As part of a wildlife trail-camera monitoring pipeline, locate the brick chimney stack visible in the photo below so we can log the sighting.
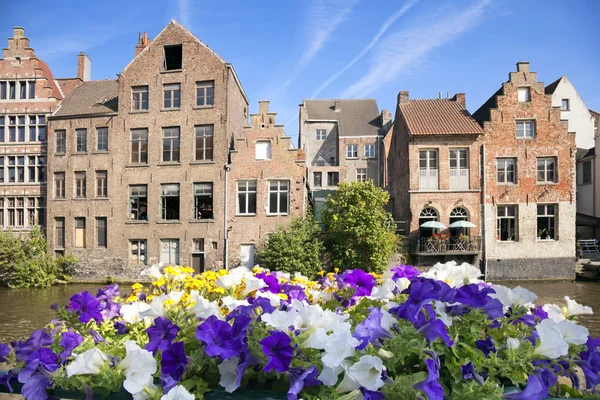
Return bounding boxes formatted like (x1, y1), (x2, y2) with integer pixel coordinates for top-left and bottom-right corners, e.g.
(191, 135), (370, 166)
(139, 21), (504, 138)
(516, 62), (530, 73)
(13, 27), (24, 39)
(135, 32), (150, 56)
(451, 93), (466, 108)
(77, 52), (91, 81)
(334, 100), (341, 112)
(380, 109), (392, 125)
(10, 27), (30, 49)
(398, 91), (409, 105)
(258, 100), (270, 114)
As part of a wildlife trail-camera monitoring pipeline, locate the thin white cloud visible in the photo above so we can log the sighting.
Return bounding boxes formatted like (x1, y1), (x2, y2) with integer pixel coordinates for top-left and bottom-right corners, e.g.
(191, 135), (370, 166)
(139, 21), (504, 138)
(281, 0), (359, 90)
(177, 0), (191, 28)
(341, 0), (491, 99)
(310, 0), (418, 99)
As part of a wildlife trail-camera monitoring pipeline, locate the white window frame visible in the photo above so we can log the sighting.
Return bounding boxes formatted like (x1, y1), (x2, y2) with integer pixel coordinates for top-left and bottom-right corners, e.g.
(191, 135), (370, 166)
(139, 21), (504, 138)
(196, 81), (214, 107)
(356, 168), (367, 182)
(76, 129), (87, 153)
(316, 129), (327, 140)
(194, 125), (214, 161)
(162, 127), (180, 162)
(537, 204), (557, 241)
(537, 157), (557, 184)
(516, 120), (536, 138)
(163, 83), (181, 109)
(364, 144), (375, 159)
(160, 239), (180, 265)
(496, 158), (517, 184)
(237, 180), (257, 215)
(497, 205), (518, 242)
(346, 144), (358, 159)
(130, 239), (147, 265)
(268, 180), (289, 215)
(96, 127), (108, 152)
(561, 99), (570, 111)
(131, 86), (149, 111)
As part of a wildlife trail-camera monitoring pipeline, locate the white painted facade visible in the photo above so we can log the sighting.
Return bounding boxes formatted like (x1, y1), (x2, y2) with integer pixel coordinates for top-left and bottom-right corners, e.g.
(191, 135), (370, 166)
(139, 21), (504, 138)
(548, 76), (596, 149)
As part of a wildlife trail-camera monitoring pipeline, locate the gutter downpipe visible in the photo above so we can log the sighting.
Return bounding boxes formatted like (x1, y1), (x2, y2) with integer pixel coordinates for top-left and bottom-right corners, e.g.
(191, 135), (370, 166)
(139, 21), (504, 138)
(481, 144), (488, 279)
(224, 163), (231, 269)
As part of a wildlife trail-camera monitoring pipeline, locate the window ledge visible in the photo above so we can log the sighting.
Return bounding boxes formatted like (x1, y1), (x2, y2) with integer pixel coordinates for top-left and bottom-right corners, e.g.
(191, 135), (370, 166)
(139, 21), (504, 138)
(537, 239), (558, 242)
(536, 182), (558, 185)
(157, 220), (181, 224)
(55, 153), (66, 156)
(54, 248), (65, 251)
(129, 110), (149, 114)
(73, 152), (89, 155)
(160, 108), (181, 112)
(94, 197), (110, 201)
(189, 161), (215, 165)
(158, 162), (182, 167)
(193, 105), (215, 110)
(160, 69), (183, 74)
(72, 198), (88, 201)
(346, 157), (358, 160)
(92, 151), (110, 155)
(236, 213), (257, 217)
(497, 183), (517, 186)
(125, 164), (150, 168)
(266, 213), (289, 217)
(125, 220), (149, 225)
(52, 198), (67, 201)
(496, 240), (518, 243)
(189, 219), (215, 223)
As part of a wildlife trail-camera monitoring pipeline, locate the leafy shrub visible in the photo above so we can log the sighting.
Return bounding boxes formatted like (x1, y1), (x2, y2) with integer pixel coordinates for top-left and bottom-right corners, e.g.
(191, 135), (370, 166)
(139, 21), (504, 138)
(321, 181), (398, 274)
(256, 213), (324, 279)
(0, 227), (77, 288)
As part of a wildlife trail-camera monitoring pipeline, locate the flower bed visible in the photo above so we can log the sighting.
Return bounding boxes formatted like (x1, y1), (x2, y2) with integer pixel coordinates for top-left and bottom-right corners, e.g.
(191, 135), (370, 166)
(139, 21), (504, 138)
(0, 262), (599, 399)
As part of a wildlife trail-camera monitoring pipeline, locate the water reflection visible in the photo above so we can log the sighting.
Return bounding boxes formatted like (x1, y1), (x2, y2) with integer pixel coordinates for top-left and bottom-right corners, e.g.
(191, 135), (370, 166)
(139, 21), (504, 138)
(1, 281), (599, 342)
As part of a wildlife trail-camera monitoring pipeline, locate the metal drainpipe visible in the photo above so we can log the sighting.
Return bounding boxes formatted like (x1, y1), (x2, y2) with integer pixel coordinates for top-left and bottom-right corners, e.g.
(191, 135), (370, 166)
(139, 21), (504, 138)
(481, 144), (488, 279)
(224, 163), (231, 269)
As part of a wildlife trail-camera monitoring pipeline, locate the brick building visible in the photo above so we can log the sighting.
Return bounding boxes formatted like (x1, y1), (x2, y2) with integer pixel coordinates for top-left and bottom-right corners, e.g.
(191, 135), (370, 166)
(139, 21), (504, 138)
(298, 99), (388, 216)
(387, 92), (484, 266)
(473, 62), (576, 280)
(0, 27), (83, 235)
(46, 20), (249, 278)
(228, 101), (306, 267)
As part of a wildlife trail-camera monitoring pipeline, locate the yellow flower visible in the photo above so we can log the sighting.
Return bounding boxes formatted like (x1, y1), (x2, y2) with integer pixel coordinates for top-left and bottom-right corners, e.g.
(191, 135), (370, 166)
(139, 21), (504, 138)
(210, 287), (225, 295)
(126, 294), (138, 302)
(131, 282), (143, 291)
(164, 299), (175, 308)
(317, 270), (325, 277)
(278, 293), (288, 301)
(334, 268), (340, 274)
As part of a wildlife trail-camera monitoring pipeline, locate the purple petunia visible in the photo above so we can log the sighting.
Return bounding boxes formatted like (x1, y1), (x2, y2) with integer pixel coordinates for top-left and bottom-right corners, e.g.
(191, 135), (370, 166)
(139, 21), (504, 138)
(0, 370), (17, 393)
(13, 330), (53, 362)
(389, 264), (420, 281)
(196, 315), (247, 360)
(503, 368), (557, 399)
(58, 331), (84, 360)
(533, 305), (549, 320)
(461, 362), (484, 385)
(68, 291), (103, 324)
(341, 270), (376, 297)
(236, 349), (261, 388)
(475, 336), (496, 357)
(96, 283), (120, 301)
(414, 350), (444, 400)
(256, 272), (280, 293)
(145, 317), (180, 354)
(161, 341), (188, 382)
(360, 387), (384, 400)
(455, 284), (494, 308)
(575, 348), (600, 389)
(287, 366), (319, 400)
(18, 348), (60, 400)
(100, 301), (122, 321)
(0, 343), (10, 362)
(260, 331), (294, 373)
(390, 278), (456, 325)
(353, 307), (393, 350)
(416, 318), (453, 347)
(88, 329), (105, 344)
(114, 320), (129, 335)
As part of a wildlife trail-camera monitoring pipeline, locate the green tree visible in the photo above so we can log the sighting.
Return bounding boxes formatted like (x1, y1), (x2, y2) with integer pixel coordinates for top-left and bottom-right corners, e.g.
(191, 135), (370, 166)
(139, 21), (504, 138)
(0, 227), (77, 288)
(321, 181), (397, 273)
(256, 213), (324, 279)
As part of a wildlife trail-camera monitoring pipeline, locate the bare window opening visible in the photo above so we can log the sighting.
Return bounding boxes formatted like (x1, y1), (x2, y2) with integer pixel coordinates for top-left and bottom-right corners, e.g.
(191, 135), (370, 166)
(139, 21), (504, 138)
(194, 183), (213, 219)
(161, 184), (180, 220)
(164, 45), (182, 70)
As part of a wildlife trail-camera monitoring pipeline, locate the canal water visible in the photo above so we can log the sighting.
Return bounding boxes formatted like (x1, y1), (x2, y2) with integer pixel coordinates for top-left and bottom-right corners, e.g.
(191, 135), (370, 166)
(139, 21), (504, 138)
(0, 281), (600, 342)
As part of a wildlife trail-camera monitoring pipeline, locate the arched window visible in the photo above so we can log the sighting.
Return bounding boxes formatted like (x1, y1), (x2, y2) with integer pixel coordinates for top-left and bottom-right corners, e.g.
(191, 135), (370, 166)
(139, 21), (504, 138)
(419, 207), (439, 237)
(450, 207), (469, 237)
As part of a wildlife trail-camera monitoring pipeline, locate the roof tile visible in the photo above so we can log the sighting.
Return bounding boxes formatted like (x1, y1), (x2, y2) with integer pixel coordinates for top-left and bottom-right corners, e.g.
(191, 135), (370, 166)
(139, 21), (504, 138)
(304, 99), (381, 136)
(53, 80), (118, 117)
(400, 99), (483, 135)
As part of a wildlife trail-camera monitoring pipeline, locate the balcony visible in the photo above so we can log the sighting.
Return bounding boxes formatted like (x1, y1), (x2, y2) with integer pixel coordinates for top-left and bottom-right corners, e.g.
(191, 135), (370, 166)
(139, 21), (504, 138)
(419, 169), (438, 190)
(449, 169), (469, 190)
(412, 236), (481, 255)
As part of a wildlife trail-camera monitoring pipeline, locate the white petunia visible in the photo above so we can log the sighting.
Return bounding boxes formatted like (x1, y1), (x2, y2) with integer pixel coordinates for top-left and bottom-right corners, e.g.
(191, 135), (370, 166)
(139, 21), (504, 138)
(66, 348), (108, 377)
(118, 341), (158, 395)
(506, 338), (521, 350)
(322, 327), (360, 368)
(261, 309), (297, 331)
(121, 302), (152, 324)
(188, 291), (224, 320)
(336, 368), (360, 393)
(241, 275), (268, 296)
(221, 296), (250, 311)
(140, 264), (162, 279)
(489, 285), (536, 310)
(534, 320), (569, 359)
(302, 327), (330, 350)
(564, 296), (593, 317)
(166, 290), (185, 304)
(318, 364), (345, 387)
(434, 301), (453, 327)
(314, 309), (351, 333)
(542, 304), (566, 323)
(218, 357), (240, 393)
(395, 277), (411, 292)
(420, 261), (483, 287)
(552, 319), (589, 345)
(255, 291), (284, 307)
(368, 279), (396, 301)
(347, 355), (385, 392)
(215, 266), (253, 289)
(161, 385), (195, 400)
(140, 295), (166, 319)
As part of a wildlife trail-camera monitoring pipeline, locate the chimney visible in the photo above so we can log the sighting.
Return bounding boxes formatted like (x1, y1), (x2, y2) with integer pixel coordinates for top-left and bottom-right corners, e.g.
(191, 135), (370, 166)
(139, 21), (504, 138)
(135, 32), (150, 56)
(258, 100), (270, 114)
(334, 100), (341, 112)
(398, 91), (409, 105)
(380, 109), (392, 126)
(77, 52), (91, 81)
(451, 93), (466, 108)
(516, 61), (530, 73)
(13, 27), (25, 39)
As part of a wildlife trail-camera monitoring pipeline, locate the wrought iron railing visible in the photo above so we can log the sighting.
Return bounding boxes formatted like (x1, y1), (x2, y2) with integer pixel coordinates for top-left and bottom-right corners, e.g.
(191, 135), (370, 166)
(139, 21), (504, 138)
(413, 236), (481, 254)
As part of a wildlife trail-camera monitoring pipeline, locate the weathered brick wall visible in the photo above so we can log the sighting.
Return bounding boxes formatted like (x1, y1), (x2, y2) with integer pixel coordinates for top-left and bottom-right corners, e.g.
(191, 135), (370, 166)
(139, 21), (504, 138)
(481, 63), (576, 279)
(228, 101), (306, 266)
(387, 103), (410, 222)
(338, 136), (381, 185)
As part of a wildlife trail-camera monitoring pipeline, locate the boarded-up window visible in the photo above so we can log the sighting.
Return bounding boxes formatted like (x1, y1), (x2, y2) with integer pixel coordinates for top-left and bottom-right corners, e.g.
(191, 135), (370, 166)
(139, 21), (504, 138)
(75, 217), (86, 248)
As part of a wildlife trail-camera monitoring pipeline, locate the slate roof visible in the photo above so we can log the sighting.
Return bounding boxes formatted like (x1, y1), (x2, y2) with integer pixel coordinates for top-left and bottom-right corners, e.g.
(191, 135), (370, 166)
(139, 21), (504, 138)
(577, 147), (595, 160)
(400, 99), (483, 135)
(53, 80), (119, 117)
(545, 77), (562, 94)
(304, 99), (381, 136)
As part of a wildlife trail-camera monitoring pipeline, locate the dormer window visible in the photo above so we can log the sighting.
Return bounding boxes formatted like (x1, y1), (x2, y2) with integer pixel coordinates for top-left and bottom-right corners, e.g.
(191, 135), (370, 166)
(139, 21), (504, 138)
(164, 45), (182, 70)
(517, 87), (530, 102)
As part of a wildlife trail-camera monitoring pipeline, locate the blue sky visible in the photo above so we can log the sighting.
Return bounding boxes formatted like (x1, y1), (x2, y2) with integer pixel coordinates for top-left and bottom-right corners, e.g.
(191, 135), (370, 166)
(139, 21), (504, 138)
(1, 0), (599, 144)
